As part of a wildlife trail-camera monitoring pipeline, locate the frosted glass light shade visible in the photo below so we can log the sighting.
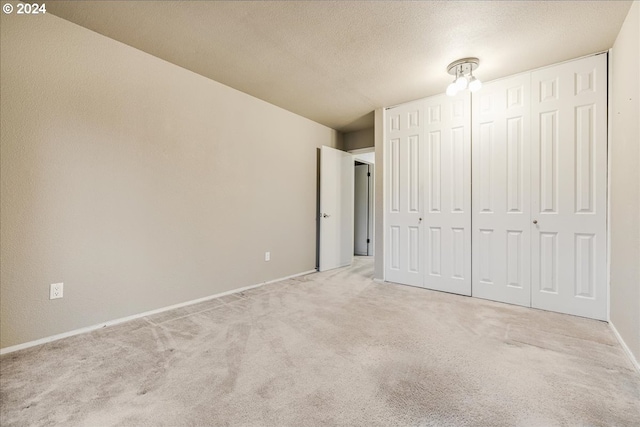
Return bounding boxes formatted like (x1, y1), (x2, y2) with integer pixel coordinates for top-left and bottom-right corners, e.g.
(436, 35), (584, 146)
(468, 76), (482, 92)
(446, 82), (459, 96)
(455, 75), (468, 90)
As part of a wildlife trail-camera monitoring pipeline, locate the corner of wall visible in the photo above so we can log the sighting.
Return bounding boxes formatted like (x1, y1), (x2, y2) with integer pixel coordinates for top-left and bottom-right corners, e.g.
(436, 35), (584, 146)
(374, 108), (385, 280)
(608, 0), (640, 365)
(334, 131), (346, 151)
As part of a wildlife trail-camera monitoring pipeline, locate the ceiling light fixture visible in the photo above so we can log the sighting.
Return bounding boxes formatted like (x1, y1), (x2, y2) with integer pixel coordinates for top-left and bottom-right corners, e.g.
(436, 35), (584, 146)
(446, 57), (482, 96)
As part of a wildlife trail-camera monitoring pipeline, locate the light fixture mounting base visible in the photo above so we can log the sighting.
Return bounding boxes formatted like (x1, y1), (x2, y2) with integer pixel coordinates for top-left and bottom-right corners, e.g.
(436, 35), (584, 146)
(447, 57), (480, 75)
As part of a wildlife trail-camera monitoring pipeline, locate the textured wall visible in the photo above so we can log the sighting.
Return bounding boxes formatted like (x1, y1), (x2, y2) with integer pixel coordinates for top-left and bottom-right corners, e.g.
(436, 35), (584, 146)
(0, 12), (339, 349)
(610, 1), (640, 363)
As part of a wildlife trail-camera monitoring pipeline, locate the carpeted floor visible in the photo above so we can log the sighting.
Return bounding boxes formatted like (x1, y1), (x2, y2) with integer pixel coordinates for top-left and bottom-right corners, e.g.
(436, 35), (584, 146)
(1, 257), (639, 426)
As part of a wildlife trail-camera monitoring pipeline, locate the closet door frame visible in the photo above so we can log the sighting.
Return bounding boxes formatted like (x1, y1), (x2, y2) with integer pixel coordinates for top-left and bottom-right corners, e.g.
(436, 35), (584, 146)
(382, 54), (608, 321)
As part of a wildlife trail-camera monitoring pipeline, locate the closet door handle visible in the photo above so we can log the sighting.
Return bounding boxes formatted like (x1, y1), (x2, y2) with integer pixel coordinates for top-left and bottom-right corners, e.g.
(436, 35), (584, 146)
(533, 220), (538, 225)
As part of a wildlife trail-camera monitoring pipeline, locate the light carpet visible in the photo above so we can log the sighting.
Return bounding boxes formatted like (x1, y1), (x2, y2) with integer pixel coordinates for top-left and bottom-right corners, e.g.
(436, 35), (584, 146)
(1, 257), (639, 426)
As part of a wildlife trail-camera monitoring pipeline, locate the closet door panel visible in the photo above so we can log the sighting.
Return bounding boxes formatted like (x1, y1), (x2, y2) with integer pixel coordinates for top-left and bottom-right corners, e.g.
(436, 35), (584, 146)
(531, 54), (607, 320)
(472, 74), (532, 306)
(423, 93), (471, 295)
(385, 101), (426, 286)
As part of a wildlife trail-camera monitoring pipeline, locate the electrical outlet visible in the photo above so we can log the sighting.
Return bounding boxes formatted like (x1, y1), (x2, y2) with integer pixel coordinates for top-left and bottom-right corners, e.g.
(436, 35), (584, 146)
(50, 283), (63, 299)
(265, 251), (271, 261)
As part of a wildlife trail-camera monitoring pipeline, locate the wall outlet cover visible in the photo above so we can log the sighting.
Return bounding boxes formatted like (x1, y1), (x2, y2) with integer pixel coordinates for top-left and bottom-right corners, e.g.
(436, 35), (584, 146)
(50, 283), (63, 299)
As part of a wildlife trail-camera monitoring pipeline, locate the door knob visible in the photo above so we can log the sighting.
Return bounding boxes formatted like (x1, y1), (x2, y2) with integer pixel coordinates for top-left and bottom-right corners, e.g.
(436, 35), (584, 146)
(533, 220), (538, 224)
(419, 218), (422, 223)
(323, 213), (330, 218)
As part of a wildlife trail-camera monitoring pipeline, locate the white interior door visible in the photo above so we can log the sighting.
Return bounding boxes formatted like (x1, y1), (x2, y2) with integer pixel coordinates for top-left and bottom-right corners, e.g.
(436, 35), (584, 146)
(472, 73), (532, 306)
(423, 93), (472, 295)
(319, 146), (354, 272)
(530, 54), (607, 320)
(385, 101), (425, 286)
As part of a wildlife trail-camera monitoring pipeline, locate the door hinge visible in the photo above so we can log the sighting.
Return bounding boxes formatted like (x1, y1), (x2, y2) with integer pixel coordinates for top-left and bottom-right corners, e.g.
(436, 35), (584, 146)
(367, 172), (371, 177)
(367, 239), (370, 243)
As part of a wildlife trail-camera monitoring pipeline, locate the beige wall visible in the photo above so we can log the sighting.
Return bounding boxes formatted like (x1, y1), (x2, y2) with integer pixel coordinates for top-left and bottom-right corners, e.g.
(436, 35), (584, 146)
(610, 1), (640, 363)
(0, 13), (340, 349)
(344, 127), (374, 151)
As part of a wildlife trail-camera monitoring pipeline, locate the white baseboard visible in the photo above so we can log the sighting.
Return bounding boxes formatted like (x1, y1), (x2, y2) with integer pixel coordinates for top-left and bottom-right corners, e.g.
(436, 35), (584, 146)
(610, 322), (640, 373)
(0, 269), (317, 356)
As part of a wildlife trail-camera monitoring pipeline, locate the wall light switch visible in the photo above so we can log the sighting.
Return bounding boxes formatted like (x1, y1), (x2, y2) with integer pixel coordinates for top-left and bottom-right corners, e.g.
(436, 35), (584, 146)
(265, 252), (271, 261)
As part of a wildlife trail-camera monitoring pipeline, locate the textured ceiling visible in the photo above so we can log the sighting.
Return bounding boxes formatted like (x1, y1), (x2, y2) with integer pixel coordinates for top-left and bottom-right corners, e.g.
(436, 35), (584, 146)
(46, 1), (632, 132)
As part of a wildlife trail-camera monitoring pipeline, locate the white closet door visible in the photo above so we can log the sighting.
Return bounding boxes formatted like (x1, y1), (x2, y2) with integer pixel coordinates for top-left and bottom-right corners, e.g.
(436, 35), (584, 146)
(423, 93), (471, 295)
(385, 101), (425, 286)
(531, 54), (607, 320)
(472, 74), (532, 306)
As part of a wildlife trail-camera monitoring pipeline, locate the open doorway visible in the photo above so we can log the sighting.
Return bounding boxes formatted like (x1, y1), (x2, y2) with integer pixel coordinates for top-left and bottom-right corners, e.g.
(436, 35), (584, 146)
(352, 149), (374, 256)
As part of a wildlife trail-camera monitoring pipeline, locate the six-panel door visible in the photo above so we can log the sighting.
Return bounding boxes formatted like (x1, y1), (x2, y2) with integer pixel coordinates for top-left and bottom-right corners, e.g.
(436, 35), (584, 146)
(530, 55), (607, 320)
(385, 100), (425, 287)
(423, 94), (472, 295)
(472, 73), (532, 307)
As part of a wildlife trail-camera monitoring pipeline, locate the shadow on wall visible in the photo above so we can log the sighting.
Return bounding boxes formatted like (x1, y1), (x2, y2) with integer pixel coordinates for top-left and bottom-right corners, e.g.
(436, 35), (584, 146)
(343, 126), (374, 152)
(340, 112), (374, 134)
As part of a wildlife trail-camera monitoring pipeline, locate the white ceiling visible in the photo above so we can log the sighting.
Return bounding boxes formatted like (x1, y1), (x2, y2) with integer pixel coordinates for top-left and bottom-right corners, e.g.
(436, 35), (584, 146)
(46, 1), (632, 132)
